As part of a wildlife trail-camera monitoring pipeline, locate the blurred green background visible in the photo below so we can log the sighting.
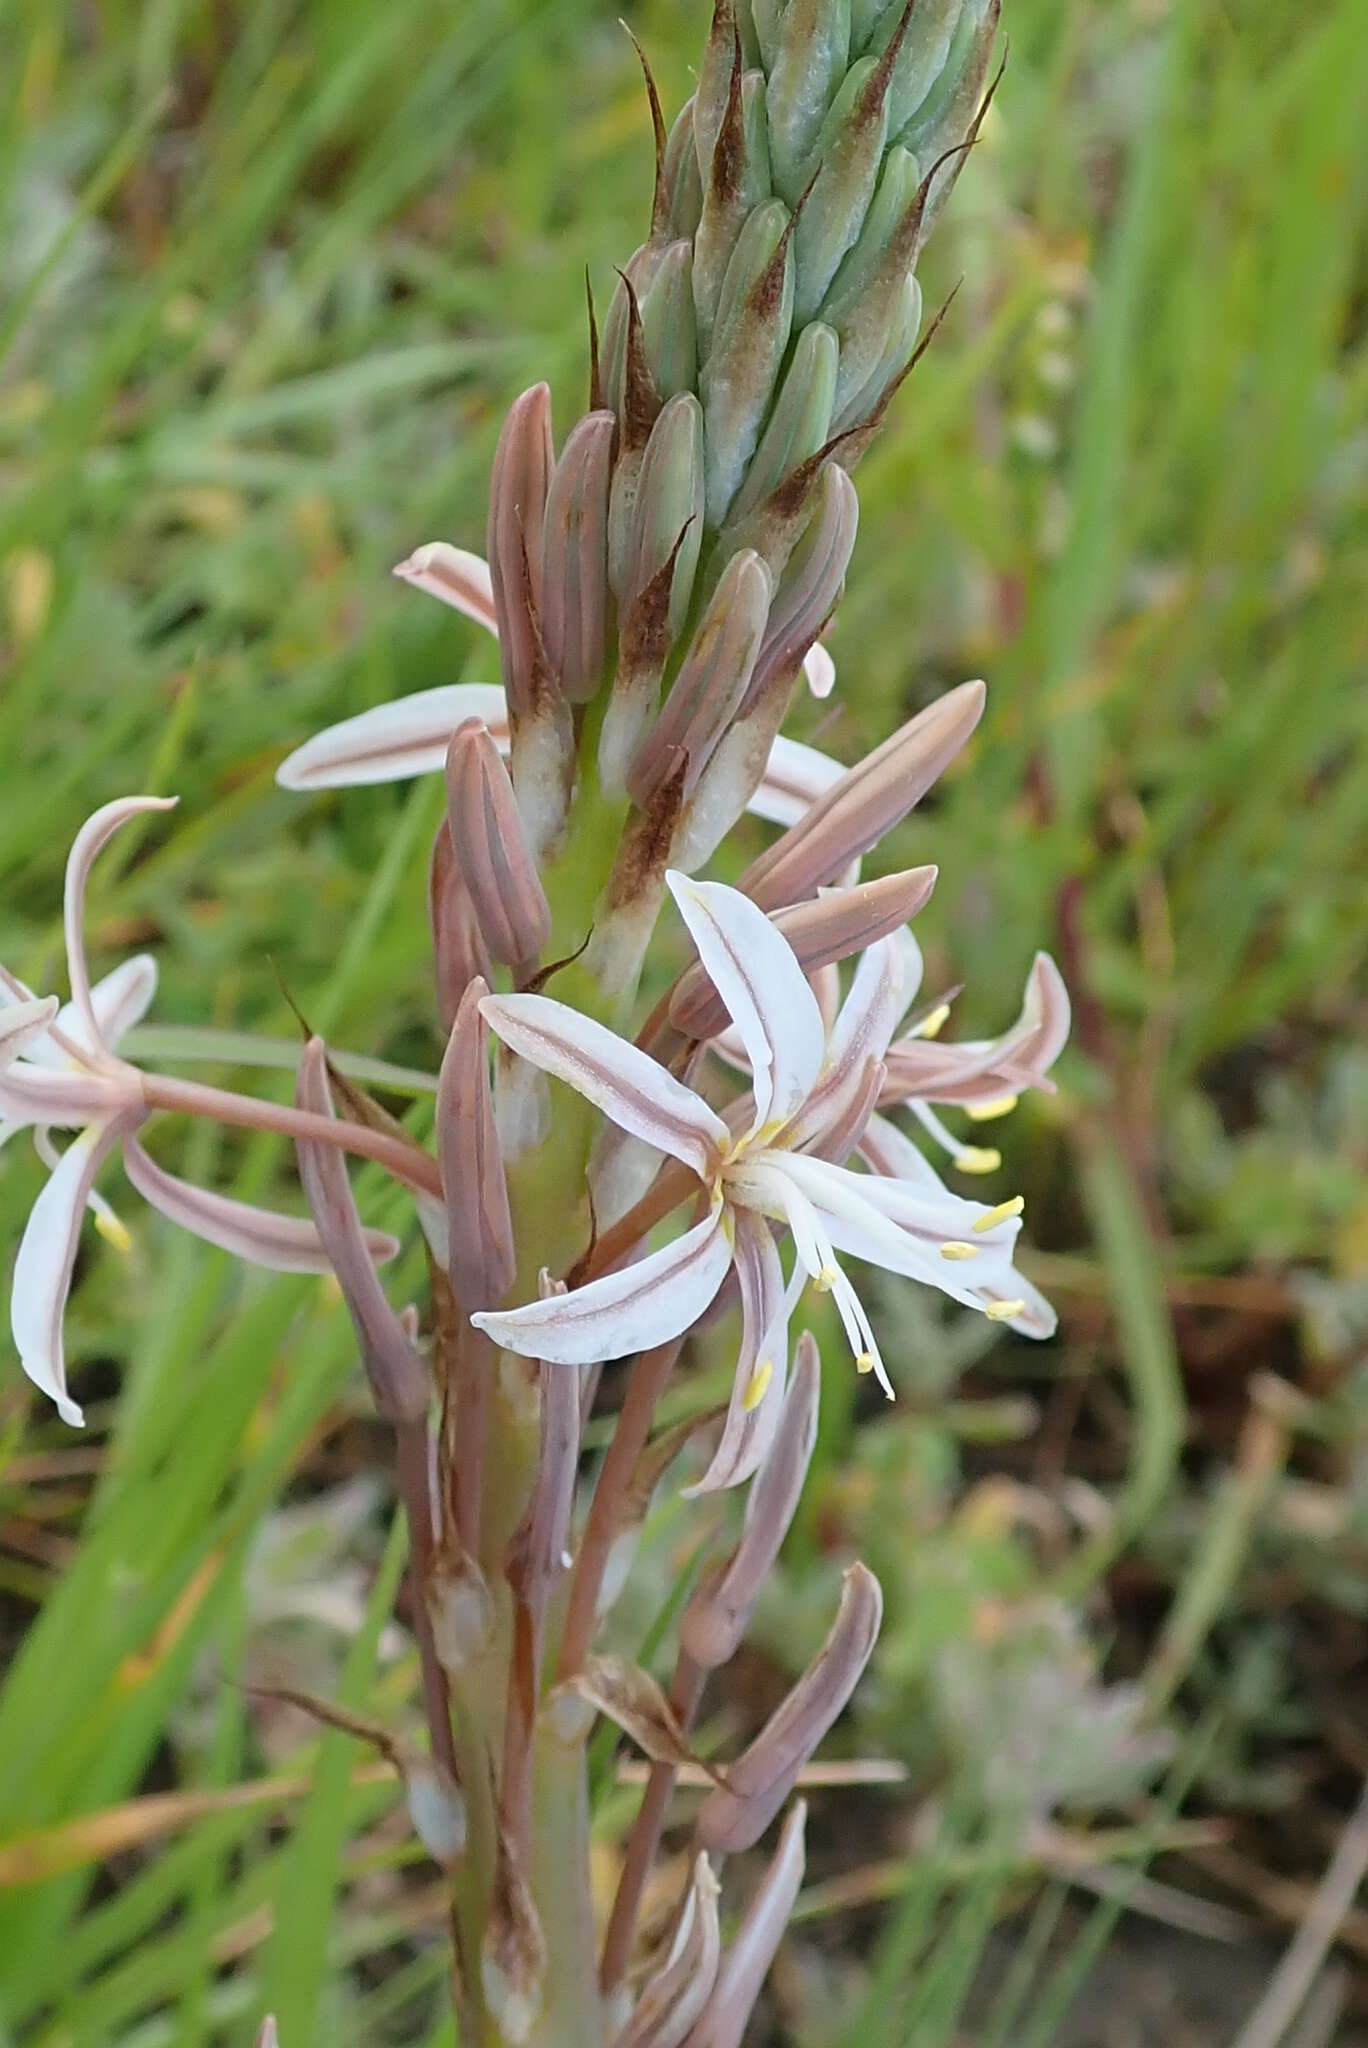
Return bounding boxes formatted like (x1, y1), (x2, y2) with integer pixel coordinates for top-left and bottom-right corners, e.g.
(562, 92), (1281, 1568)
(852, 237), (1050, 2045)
(1, 0), (1366, 2042)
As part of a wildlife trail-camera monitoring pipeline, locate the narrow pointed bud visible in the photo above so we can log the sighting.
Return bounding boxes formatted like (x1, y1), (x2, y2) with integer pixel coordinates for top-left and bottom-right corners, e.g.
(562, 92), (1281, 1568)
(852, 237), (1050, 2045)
(680, 1336), (820, 1670)
(669, 866), (936, 1040)
(898, 0), (1000, 245)
(601, 243), (667, 424)
(618, 393), (705, 630)
(828, 160), (931, 417)
(640, 240), (698, 401)
(693, 66), (773, 357)
(608, 269), (665, 599)
(628, 550), (770, 806)
(873, 0), (963, 139)
(486, 383), (555, 717)
(749, 461), (858, 699)
(444, 720), (551, 976)
(672, 665), (798, 873)
(831, 273), (921, 436)
(540, 410), (614, 702)
(436, 978), (515, 1310)
(697, 1563), (882, 1854)
(294, 1039), (428, 1424)
(703, 199), (798, 525)
(613, 1854), (722, 2048)
(819, 138), (919, 324)
(684, 1802), (807, 2048)
(430, 822), (491, 1034)
(505, 1348), (579, 1624)
(728, 321), (839, 524)
(663, 97), (704, 239)
(765, 0), (851, 204)
(850, 0), (893, 52)
(750, 0), (784, 68)
(740, 679), (986, 909)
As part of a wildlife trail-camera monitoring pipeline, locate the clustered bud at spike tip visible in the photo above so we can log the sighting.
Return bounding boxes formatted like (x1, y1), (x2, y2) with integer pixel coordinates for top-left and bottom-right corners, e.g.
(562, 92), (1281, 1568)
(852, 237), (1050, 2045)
(4, 6), (1083, 2042)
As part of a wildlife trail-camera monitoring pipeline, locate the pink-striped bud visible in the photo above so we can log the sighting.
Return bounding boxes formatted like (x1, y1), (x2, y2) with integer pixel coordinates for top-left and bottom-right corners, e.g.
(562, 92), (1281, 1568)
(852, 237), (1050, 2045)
(739, 679), (986, 910)
(628, 550), (771, 807)
(680, 1334), (820, 1671)
(486, 383), (556, 720)
(540, 410), (614, 702)
(436, 978), (515, 1311)
(669, 866), (936, 1040)
(683, 1801), (807, 2048)
(747, 461), (857, 702)
(429, 822), (492, 1034)
(614, 1853), (721, 2048)
(444, 719), (551, 976)
(696, 1562), (882, 1853)
(294, 1039), (428, 1424)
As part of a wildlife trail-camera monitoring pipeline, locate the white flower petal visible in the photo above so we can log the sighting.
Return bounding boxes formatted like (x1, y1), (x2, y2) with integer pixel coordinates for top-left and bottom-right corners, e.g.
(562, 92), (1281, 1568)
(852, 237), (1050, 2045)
(858, 1109), (951, 1192)
(0, 997), (58, 1070)
(684, 1211), (790, 1495)
(472, 1199), (733, 1365)
(747, 735), (846, 828)
(802, 642), (836, 699)
(39, 956), (160, 1066)
(884, 951), (1070, 1106)
(392, 543), (497, 632)
(10, 1122), (122, 1426)
(64, 798), (177, 1056)
(480, 993), (728, 1178)
(275, 685), (509, 790)
(665, 874), (825, 1131)
(786, 931), (923, 1152)
(122, 1137), (399, 1273)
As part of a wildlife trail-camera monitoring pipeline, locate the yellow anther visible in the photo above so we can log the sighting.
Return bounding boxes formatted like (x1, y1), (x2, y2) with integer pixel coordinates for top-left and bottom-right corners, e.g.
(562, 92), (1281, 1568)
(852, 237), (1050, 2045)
(984, 1298), (1027, 1322)
(939, 1240), (979, 1262)
(812, 1264), (839, 1294)
(742, 1359), (773, 1411)
(972, 1195), (1025, 1234)
(94, 1210), (133, 1254)
(855, 1351), (876, 1375)
(954, 1145), (1001, 1175)
(915, 1003), (951, 1041)
(966, 1093), (1019, 1123)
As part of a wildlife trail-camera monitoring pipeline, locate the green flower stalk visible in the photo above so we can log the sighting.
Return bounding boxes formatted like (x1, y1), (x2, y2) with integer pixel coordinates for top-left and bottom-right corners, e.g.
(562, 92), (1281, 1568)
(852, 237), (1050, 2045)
(2, 5), (1073, 2045)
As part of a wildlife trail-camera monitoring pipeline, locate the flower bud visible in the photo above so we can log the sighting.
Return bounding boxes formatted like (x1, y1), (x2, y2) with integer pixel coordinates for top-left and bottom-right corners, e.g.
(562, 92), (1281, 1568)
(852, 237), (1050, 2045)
(614, 1854), (721, 2048)
(750, 0), (783, 68)
(680, 1334), (820, 1666)
(694, 66), (773, 356)
(748, 460), (858, 700)
(294, 1039), (429, 1425)
(601, 243), (666, 425)
(628, 550), (770, 806)
(640, 240), (698, 401)
(728, 320), (839, 523)
(444, 719), (551, 976)
(429, 821), (491, 1034)
(697, 1563), (882, 1853)
(740, 678), (986, 909)
(765, 0), (851, 205)
(830, 273), (921, 435)
(540, 410), (614, 702)
(873, 0), (961, 138)
(670, 866), (936, 1040)
(436, 977), (516, 1311)
(818, 138), (918, 320)
(693, 0), (740, 181)
(486, 384), (555, 719)
(663, 96), (704, 239)
(703, 200), (798, 524)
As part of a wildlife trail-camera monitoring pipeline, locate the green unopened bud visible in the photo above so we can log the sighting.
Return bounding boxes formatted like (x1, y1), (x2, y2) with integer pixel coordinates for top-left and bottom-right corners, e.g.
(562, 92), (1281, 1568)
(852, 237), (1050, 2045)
(820, 137), (918, 316)
(898, 0), (999, 240)
(694, 67), (772, 356)
(871, 0), (962, 138)
(600, 242), (665, 423)
(831, 273), (921, 435)
(750, 0), (783, 68)
(663, 97), (704, 239)
(629, 548), (771, 805)
(640, 239), (698, 401)
(622, 393), (705, 628)
(703, 198), (797, 525)
(792, 59), (888, 322)
(766, 0), (851, 205)
(729, 320), (838, 523)
(850, 0), (893, 52)
(540, 410), (613, 702)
